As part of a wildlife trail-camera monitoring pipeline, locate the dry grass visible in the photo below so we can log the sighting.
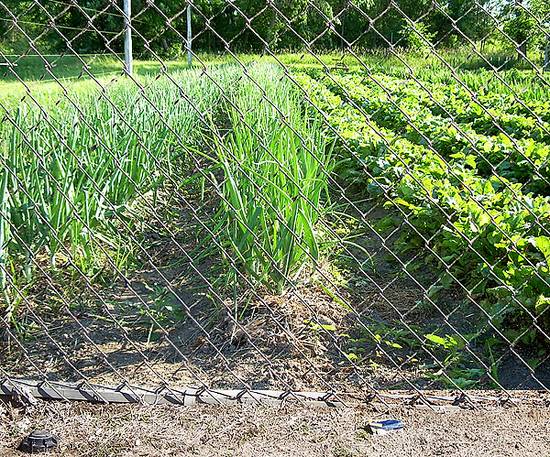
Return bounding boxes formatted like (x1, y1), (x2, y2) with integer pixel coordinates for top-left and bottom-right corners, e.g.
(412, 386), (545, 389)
(1, 400), (549, 457)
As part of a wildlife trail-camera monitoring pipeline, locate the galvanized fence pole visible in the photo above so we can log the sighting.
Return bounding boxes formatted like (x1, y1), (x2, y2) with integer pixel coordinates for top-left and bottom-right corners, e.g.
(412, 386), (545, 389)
(124, 0), (133, 75)
(187, 3), (192, 67)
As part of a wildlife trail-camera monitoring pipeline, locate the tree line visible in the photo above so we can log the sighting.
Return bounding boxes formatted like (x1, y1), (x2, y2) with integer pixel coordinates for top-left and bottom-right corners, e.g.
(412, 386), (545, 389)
(0, 0), (548, 58)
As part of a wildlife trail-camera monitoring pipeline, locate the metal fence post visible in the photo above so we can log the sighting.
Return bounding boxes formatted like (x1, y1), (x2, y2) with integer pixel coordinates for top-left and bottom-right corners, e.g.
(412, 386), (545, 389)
(124, 0), (133, 75)
(187, 3), (192, 67)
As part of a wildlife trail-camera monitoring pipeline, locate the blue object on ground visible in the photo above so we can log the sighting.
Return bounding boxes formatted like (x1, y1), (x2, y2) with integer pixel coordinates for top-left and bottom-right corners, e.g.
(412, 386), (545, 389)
(368, 419), (404, 434)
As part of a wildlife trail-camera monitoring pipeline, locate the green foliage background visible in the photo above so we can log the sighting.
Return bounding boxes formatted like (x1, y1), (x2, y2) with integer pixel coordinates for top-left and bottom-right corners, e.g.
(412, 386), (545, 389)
(0, 0), (547, 56)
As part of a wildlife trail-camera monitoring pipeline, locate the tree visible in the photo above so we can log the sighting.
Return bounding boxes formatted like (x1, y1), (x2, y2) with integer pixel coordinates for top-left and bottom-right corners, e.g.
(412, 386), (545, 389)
(502, 0), (549, 60)
(3, 0), (543, 56)
(503, 0), (535, 58)
(431, 0), (493, 45)
(531, 0), (550, 69)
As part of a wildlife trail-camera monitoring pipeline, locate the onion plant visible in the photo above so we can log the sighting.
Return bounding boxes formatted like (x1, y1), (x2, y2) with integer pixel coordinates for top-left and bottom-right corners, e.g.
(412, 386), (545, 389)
(213, 64), (333, 293)
(0, 66), (241, 314)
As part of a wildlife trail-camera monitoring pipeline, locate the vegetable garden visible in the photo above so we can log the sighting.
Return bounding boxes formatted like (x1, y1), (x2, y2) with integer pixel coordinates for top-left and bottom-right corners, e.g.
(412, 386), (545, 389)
(1, 52), (549, 396)
(293, 64), (550, 386)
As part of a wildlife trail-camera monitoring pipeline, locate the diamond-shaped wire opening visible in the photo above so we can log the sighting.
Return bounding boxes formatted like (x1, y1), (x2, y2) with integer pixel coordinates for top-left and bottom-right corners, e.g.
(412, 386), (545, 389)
(0, 0), (548, 406)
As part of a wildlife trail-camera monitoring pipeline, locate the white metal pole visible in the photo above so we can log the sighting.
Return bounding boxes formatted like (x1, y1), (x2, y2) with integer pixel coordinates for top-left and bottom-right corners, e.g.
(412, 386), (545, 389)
(124, 0), (133, 76)
(187, 3), (192, 67)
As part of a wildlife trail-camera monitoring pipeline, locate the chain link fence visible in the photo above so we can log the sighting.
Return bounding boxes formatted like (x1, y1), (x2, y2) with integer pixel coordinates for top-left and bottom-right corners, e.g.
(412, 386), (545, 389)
(0, 0), (549, 409)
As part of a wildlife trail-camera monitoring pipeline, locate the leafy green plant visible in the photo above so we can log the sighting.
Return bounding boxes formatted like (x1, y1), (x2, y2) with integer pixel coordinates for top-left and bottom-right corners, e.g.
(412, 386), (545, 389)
(137, 285), (185, 343)
(296, 69), (550, 343)
(424, 333), (484, 388)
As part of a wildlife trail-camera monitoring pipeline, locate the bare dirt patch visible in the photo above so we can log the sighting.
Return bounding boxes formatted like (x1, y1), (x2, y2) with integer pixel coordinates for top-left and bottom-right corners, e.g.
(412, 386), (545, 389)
(2, 196), (549, 397)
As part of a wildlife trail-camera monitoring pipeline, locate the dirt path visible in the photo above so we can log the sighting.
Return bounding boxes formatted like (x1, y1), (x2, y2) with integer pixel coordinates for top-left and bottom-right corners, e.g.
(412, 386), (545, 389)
(1, 401), (549, 456)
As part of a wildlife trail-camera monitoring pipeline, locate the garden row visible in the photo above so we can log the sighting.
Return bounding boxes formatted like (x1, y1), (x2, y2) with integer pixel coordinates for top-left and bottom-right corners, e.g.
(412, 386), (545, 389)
(0, 63), (330, 320)
(330, 72), (550, 144)
(294, 70), (550, 343)
(317, 72), (550, 195)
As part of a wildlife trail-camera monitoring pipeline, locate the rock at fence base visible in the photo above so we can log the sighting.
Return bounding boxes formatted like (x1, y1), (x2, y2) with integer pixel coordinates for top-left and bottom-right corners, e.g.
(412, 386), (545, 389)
(18, 430), (58, 454)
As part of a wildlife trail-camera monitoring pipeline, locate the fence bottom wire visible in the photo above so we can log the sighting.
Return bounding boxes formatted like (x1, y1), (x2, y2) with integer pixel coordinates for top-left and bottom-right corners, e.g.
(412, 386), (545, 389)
(1, 378), (548, 411)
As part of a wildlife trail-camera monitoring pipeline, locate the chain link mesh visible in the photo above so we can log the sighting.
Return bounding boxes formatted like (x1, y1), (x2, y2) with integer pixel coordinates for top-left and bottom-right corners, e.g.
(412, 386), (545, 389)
(0, 0), (549, 408)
